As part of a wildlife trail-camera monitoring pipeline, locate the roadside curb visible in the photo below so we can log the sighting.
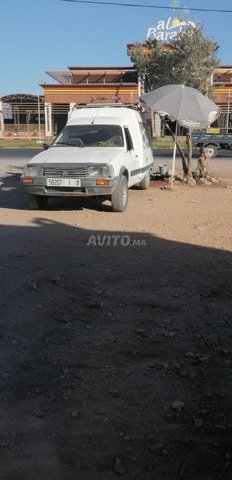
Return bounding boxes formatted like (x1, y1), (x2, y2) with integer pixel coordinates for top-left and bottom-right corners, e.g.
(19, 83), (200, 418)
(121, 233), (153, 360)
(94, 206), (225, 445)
(0, 147), (43, 150)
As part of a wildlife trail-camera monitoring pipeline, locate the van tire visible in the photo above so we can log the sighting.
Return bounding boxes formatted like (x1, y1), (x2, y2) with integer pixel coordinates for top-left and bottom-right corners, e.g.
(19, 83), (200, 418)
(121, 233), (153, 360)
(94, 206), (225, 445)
(27, 194), (48, 210)
(111, 175), (128, 212)
(140, 171), (151, 190)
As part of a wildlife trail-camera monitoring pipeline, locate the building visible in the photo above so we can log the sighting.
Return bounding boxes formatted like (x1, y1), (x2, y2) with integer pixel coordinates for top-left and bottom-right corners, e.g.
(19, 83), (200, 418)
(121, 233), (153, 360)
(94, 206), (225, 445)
(0, 66), (138, 139)
(0, 93), (44, 139)
(40, 66), (138, 136)
(212, 66), (232, 129)
(1, 61), (232, 140)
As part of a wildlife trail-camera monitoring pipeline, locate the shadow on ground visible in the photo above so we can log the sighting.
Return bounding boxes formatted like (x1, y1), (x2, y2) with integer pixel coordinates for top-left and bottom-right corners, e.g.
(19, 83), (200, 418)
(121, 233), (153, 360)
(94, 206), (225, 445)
(0, 209), (232, 480)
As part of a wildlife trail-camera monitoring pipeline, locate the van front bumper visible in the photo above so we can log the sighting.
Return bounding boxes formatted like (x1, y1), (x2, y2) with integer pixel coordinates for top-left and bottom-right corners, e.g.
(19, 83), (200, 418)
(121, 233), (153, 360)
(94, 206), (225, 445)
(21, 176), (119, 197)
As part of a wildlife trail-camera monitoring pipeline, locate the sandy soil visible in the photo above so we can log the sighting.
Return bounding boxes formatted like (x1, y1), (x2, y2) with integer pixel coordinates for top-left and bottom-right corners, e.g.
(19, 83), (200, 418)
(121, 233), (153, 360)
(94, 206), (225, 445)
(0, 157), (232, 480)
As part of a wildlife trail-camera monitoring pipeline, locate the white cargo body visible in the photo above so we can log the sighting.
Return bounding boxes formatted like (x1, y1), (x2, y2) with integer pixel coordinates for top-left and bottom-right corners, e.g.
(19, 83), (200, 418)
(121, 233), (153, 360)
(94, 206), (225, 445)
(21, 104), (154, 212)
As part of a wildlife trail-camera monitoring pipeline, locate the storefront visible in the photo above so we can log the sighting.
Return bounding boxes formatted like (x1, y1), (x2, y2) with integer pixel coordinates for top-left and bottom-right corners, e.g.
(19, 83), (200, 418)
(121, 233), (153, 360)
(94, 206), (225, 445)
(40, 66), (139, 137)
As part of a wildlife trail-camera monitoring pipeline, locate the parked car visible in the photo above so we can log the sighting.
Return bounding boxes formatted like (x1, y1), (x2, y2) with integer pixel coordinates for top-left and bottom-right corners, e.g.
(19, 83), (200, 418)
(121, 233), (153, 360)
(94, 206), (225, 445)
(21, 104), (154, 212)
(192, 128), (232, 158)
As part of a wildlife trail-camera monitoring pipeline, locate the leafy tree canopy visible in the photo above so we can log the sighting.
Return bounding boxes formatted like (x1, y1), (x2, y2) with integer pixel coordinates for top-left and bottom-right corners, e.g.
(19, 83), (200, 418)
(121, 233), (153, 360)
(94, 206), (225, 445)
(129, 25), (220, 96)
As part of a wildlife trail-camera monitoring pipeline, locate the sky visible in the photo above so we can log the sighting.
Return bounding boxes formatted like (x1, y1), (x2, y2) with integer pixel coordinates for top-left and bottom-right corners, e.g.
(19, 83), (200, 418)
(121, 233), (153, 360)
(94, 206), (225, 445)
(1, 0), (232, 96)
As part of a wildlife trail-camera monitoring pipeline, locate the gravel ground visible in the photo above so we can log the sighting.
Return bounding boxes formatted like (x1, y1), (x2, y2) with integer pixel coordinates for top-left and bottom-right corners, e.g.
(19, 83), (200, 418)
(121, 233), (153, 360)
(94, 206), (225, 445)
(0, 156), (232, 480)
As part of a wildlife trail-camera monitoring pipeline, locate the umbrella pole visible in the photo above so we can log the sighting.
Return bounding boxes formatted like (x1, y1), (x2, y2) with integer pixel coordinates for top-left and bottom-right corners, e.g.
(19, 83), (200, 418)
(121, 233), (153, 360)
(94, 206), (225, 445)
(171, 122), (178, 189)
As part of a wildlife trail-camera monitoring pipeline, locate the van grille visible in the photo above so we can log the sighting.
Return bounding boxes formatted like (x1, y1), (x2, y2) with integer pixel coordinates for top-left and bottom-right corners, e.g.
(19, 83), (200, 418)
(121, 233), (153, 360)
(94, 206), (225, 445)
(43, 167), (88, 177)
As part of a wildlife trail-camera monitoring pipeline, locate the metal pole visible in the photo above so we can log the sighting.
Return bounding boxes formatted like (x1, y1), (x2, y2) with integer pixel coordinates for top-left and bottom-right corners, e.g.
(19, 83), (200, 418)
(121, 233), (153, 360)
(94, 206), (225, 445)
(138, 74), (141, 97)
(171, 122), (178, 189)
(226, 91), (230, 133)
(38, 91), (41, 142)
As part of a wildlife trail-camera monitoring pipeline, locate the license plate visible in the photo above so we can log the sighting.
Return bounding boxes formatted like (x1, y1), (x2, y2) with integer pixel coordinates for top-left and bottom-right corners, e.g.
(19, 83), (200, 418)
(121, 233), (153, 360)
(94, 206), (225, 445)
(46, 178), (81, 187)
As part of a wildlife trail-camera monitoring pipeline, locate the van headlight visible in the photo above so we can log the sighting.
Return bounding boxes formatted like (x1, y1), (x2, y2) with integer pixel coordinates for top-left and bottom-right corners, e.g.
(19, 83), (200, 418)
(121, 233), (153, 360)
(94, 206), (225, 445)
(88, 166), (111, 177)
(22, 165), (42, 177)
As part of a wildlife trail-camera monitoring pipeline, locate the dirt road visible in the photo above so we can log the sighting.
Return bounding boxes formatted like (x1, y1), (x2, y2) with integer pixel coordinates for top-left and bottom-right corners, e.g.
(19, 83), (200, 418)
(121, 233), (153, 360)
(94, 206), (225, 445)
(0, 156), (232, 479)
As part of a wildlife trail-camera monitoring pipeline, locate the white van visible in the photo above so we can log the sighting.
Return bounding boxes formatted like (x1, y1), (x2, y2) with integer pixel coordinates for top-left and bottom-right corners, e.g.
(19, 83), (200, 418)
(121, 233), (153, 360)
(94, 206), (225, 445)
(21, 104), (154, 212)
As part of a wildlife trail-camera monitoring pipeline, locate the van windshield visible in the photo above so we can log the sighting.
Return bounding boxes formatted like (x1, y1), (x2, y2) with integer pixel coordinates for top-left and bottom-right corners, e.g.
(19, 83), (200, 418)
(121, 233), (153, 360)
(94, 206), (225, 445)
(53, 125), (124, 147)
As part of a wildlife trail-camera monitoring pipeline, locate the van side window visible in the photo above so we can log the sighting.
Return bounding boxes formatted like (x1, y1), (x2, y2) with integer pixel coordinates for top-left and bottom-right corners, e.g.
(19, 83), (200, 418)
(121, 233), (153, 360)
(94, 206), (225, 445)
(124, 127), (134, 151)
(140, 114), (153, 146)
(139, 122), (151, 148)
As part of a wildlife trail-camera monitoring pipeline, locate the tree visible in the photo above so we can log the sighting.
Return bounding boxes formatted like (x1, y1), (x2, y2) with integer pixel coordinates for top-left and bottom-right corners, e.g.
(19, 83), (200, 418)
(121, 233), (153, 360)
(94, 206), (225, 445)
(170, 26), (219, 96)
(131, 25), (219, 96)
(129, 25), (220, 177)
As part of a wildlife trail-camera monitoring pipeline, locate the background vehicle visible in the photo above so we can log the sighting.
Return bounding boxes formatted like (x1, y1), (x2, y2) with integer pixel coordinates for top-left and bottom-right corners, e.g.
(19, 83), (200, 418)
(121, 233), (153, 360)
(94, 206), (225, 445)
(192, 128), (232, 158)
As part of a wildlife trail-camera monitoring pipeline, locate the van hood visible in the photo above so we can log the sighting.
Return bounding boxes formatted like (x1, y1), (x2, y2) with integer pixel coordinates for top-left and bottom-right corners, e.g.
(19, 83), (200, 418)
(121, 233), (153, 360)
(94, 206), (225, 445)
(28, 146), (124, 165)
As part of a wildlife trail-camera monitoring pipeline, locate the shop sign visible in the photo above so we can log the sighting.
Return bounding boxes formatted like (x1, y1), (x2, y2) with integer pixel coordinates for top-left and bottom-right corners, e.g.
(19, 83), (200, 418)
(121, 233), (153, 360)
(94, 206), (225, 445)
(90, 95), (121, 103)
(146, 17), (196, 43)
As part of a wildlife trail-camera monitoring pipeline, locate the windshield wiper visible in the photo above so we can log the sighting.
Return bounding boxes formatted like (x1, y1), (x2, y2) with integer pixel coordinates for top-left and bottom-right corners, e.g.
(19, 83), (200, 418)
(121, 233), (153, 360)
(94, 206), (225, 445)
(54, 141), (84, 147)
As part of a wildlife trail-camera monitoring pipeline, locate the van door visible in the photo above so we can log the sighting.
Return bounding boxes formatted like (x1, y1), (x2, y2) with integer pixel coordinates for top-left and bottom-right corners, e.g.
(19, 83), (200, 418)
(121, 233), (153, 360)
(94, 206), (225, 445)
(124, 126), (141, 187)
(138, 120), (154, 174)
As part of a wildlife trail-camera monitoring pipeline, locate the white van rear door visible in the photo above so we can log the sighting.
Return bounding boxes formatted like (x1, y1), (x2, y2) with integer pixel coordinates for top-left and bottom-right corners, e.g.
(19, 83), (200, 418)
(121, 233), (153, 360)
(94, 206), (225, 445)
(138, 121), (154, 171)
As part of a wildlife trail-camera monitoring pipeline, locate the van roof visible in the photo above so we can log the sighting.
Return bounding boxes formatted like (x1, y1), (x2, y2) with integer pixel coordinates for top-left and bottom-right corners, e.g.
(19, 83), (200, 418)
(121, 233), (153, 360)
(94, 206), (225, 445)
(72, 103), (139, 110)
(67, 104), (142, 125)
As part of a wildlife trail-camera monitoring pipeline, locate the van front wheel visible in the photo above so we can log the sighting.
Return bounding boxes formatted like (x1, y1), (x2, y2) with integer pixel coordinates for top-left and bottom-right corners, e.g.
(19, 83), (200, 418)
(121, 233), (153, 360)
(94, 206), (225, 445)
(111, 175), (128, 212)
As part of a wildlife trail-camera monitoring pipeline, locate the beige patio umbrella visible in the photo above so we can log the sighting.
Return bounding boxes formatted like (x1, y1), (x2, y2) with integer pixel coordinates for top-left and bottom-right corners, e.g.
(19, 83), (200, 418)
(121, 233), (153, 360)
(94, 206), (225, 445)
(140, 84), (220, 185)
